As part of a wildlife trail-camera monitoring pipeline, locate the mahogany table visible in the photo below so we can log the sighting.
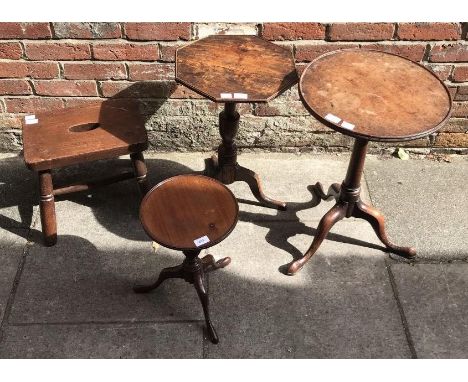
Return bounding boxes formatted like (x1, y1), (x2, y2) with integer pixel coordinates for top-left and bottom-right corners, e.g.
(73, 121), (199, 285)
(176, 35), (298, 210)
(134, 174), (239, 344)
(288, 49), (452, 275)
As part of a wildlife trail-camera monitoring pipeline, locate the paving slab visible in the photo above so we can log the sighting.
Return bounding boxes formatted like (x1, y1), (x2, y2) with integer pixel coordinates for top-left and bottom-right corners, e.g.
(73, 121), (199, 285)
(205, 221), (410, 358)
(0, 322), (202, 358)
(365, 156), (468, 260)
(391, 263), (468, 358)
(0, 229), (27, 323)
(0, 154), (37, 229)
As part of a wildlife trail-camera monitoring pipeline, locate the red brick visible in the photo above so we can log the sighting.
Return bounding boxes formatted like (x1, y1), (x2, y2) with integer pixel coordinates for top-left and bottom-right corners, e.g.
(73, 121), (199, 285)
(128, 63), (174, 80)
(124, 22), (191, 41)
(451, 102), (468, 117)
(455, 86), (468, 101)
(429, 44), (468, 63)
(425, 64), (453, 81)
(63, 62), (127, 80)
(25, 42), (91, 60)
(452, 66), (468, 82)
(0, 61), (59, 79)
(63, 98), (105, 108)
(0, 114), (21, 129)
(33, 80), (98, 97)
(170, 84), (205, 99)
(99, 81), (175, 98)
(4, 97), (64, 113)
(52, 22), (121, 39)
(159, 43), (184, 62)
(0, 22), (51, 39)
(399, 22), (461, 41)
(295, 43), (358, 62)
(0, 79), (32, 95)
(0, 42), (22, 59)
(364, 43), (427, 62)
(434, 133), (468, 147)
(329, 23), (394, 41)
(92, 43), (159, 61)
(262, 23), (325, 40)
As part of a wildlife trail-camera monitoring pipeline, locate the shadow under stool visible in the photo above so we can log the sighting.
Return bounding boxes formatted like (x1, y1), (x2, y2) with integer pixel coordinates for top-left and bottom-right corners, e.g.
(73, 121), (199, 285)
(134, 174), (239, 344)
(22, 102), (149, 246)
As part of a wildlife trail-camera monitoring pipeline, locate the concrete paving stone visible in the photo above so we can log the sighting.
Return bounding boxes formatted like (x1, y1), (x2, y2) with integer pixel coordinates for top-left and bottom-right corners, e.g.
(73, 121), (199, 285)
(365, 156), (468, 260)
(10, 232), (206, 323)
(0, 154), (37, 229)
(391, 263), (468, 358)
(143, 152), (371, 222)
(0, 229), (27, 323)
(0, 322), (202, 358)
(205, 221), (411, 358)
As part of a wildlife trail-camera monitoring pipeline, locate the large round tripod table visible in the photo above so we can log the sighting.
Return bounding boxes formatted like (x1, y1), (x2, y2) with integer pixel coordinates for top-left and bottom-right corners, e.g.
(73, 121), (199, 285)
(135, 174), (239, 343)
(288, 49), (452, 275)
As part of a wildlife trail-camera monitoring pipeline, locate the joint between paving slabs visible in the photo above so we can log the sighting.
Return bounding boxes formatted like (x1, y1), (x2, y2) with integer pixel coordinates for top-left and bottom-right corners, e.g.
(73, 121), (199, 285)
(385, 259), (418, 359)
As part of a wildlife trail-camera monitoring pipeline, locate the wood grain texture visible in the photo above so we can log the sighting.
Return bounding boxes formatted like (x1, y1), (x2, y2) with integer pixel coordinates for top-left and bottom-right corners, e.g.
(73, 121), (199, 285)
(176, 35), (298, 102)
(140, 175), (238, 251)
(299, 49), (452, 142)
(23, 102), (148, 170)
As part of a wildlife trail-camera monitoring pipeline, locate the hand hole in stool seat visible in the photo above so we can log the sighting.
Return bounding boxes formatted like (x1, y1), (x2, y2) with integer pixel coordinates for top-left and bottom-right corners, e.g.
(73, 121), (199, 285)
(69, 123), (101, 133)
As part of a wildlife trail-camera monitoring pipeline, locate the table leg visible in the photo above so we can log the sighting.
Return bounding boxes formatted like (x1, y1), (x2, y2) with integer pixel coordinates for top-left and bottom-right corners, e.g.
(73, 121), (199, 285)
(287, 138), (416, 275)
(133, 249), (228, 344)
(39, 170), (57, 246)
(206, 102), (286, 210)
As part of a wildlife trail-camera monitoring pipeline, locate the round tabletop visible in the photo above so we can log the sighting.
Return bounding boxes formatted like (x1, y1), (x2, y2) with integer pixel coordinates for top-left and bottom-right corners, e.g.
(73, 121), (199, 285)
(176, 35), (298, 103)
(139, 174), (239, 251)
(299, 49), (452, 142)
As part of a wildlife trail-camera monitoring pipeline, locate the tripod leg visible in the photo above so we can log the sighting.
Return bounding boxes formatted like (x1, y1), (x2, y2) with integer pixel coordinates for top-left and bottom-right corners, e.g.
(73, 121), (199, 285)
(287, 203), (347, 275)
(352, 200), (416, 258)
(193, 272), (219, 344)
(133, 264), (183, 293)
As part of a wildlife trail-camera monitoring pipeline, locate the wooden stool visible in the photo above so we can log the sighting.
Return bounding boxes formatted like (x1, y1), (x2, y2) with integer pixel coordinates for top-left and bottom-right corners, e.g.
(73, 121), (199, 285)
(22, 102), (149, 246)
(288, 49), (452, 275)
(135, 174), (238, 344)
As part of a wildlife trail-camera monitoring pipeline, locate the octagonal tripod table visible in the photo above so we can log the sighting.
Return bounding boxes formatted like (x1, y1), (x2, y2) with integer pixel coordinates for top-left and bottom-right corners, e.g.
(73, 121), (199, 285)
(176, 34), (298, 210)
(287, 49), (452, 275)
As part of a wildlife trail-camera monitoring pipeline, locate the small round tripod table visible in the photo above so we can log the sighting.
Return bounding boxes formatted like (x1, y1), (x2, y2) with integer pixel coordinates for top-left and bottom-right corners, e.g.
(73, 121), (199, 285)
(134, 174), (239, 343)
(288, 49), (452, 275)
(176, 34), (298, 210)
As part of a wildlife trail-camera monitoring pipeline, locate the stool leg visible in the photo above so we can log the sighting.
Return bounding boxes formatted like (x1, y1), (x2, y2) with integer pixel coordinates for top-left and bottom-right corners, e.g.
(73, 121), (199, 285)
(193, 271), (219, 344)
(130, 152), (149, 195)
(38, 170), (57, 246)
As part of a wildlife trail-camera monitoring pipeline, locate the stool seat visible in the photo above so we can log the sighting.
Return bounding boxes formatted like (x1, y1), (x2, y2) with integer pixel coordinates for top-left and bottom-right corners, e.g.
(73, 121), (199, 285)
(23, 103), (148, 171)
(140, 174), (239, 251)
(299, 49), (452, 142)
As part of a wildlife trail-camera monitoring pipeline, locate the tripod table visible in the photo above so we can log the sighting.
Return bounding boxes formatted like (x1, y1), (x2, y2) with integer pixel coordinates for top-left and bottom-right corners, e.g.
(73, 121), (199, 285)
(175, 34), (298, 210)
(287, 49), (452, 275)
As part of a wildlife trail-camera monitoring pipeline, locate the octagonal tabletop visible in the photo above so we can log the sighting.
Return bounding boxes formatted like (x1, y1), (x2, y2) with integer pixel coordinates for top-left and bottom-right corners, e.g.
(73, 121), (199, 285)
(176, 35), (298, 103)
(299, 49), (452, 142)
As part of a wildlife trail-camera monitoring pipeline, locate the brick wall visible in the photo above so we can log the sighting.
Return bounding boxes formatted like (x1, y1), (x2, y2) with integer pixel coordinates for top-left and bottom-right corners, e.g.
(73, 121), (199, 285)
(0, 22), (467, 154)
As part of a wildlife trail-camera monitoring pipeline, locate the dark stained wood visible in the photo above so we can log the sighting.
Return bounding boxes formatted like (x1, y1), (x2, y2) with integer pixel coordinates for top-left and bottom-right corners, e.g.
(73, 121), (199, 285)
(176, 35), (298, 102)
(176, 35), (296, 210)
(287, 138), (416, 275)
(299, 49), (452, 142)
(23, 103), (148, 171)
(22, 102), (149, 246)
(39, 170), (57, 246)
(140, 174), (239, 251)
(136, 174), (239, 344)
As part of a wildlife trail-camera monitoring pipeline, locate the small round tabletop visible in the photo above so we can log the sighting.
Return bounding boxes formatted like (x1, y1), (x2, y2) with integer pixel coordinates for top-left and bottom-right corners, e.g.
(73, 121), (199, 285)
(299, 49), (452, 142)
(176, 35), (298, 103)
(139, 174), (238, 251)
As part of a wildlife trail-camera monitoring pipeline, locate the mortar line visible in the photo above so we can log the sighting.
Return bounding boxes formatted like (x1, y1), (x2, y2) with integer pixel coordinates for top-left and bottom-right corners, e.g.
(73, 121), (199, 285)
(385, 260), (418, 359)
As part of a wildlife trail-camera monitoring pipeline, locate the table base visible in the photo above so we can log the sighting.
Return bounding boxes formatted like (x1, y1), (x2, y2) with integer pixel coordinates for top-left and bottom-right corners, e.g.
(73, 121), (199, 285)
(287, 138), (416, 275)
(134, 252), (231, 344)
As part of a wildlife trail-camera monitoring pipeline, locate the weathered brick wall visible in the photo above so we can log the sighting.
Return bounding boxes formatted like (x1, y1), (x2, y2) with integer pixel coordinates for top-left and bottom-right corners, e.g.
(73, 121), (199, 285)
(0, 22), (467, 154)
